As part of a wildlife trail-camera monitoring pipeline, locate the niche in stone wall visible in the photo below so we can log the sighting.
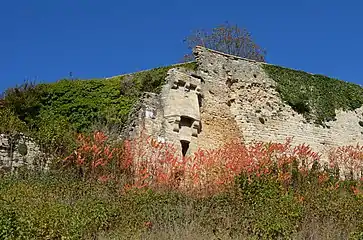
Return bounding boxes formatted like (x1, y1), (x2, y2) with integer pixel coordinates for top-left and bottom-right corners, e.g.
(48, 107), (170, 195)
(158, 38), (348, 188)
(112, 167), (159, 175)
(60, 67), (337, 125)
(176, 116), (202, 138)
(179, 116), (193, 129)
(180, 140), (190, 157)
(178, 116), (194, 157)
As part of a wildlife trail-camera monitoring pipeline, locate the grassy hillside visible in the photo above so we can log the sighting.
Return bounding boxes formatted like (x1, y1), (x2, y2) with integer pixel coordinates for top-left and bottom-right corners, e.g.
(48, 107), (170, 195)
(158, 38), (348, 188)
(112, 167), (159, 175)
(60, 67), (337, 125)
(263, 64), (363, 125)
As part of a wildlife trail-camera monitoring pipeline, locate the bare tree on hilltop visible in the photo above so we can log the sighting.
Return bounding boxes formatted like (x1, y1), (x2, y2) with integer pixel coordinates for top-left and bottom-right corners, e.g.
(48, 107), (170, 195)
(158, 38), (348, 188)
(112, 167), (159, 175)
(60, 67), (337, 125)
(182, 22), (266, 62)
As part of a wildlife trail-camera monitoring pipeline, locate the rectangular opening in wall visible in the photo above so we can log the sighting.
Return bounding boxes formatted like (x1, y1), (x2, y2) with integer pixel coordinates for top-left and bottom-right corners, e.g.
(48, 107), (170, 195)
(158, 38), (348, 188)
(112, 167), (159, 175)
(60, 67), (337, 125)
(180, 140), (190, 157)
(179, 116), (193, 128)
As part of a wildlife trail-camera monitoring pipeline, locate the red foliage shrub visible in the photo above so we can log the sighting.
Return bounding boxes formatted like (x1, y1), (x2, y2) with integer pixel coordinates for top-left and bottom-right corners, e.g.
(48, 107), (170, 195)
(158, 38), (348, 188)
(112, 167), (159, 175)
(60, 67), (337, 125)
(329, 144), (363, 180)
(181, 138), (321, 194)
(64, 131), (363, 196)
(122, 132), (184, 191)
(63, 131), (128, 182)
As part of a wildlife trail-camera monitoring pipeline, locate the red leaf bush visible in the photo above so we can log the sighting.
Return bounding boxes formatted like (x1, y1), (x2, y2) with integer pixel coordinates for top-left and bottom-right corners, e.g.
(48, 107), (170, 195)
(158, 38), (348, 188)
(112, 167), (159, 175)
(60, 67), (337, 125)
(64, 131), (363, 196)
(63, 131), (129, 182)
(329, 144), (363, 180)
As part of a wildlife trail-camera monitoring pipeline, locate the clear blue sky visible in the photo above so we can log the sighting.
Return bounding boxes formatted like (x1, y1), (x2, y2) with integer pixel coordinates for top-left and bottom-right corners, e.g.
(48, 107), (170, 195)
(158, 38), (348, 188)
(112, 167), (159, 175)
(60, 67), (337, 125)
(1, 0), (363, 93)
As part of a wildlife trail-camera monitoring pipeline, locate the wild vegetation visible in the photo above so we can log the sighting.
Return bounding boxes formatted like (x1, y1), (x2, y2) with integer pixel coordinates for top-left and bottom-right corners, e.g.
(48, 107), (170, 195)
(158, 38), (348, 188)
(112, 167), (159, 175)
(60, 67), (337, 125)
(263, 64), (363, 125)
(1, 131), (363, 239)
(2, 47), (363, 239)
(0, 62), (196, 156)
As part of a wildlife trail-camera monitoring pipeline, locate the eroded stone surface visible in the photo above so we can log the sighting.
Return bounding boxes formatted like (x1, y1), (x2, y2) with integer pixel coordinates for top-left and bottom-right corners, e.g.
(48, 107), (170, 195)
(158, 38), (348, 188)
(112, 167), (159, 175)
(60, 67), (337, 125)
(125, 67), (205, 156)
(7, 46), (363, 171)
(194, 46), (363, 159)
(128, 46), (363, 160)
(0, 134), (48, 173)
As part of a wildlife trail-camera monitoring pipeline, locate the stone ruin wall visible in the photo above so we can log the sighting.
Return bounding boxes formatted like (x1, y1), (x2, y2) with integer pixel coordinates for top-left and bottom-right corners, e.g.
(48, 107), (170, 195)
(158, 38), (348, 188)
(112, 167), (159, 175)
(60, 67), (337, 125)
(195, 46), (363, 159)
(126, 66), (242, 157)
(130, 46), (363, 160)
(3, 46), (362, 171)
(0, 134), (47, 174)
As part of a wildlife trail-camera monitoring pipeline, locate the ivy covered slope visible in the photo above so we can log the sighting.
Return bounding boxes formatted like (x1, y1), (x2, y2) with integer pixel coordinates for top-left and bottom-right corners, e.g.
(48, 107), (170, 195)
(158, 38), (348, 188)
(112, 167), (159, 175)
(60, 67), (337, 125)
(0, 62), (197, 153)
(263, 64), (363, 125)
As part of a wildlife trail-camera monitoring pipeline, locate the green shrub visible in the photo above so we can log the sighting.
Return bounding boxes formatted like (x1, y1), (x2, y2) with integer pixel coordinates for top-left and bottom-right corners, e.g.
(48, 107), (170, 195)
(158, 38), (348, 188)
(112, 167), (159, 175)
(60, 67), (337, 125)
(34, 111), (77, 156)
(263, 65), (363, 125)
(39, 78), (133, 132)
(118, 62), (198, 94)
(237, 175), (303, 238)
(0, 203), (25, 240)
(3, 81), (44, 127)
(0, 174), (122, 239)
(2, 63), (197, 137)
(0, 108), (28, 134)
(120, 66), (176, 94)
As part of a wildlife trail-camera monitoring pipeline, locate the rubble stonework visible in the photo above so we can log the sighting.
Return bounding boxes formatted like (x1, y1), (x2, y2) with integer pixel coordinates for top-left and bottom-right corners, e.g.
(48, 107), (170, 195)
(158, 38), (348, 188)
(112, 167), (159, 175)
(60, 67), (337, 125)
(194, 46), (363, 159)
(126, 68), (208, 156)
(129, 46), (363, 159)
(2, 46), (363, 169)
(0, 134), (48, 173)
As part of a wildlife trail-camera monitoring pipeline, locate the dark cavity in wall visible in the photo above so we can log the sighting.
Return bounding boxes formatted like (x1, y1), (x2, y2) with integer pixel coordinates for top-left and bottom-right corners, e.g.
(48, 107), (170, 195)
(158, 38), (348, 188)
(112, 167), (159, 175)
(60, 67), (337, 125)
(198, 95), (203, 107)
(179, 116), (194, 156)
(180, 140), (190, 157)
(179, 116), (193, 129)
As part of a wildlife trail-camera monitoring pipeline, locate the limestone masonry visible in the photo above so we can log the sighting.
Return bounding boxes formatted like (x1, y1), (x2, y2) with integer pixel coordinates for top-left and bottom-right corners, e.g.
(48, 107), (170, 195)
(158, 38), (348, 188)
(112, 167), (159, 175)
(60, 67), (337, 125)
(128, 46), (363, 159)
(0, 133), (47, 173)
(2, 46), (363, 171)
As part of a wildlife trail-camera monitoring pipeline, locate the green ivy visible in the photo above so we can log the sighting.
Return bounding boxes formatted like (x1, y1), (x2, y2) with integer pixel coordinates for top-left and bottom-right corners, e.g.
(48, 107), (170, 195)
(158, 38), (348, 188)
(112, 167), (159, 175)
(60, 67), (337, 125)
(117, 62), (197, 94)
(263, 65), (363, 125)
(0, 108), (28, 135)
(179, 61), (198, 71)
(39, 78), (132, 132)
(1, 63), (197, 155)
(38, 62), (196, 133)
